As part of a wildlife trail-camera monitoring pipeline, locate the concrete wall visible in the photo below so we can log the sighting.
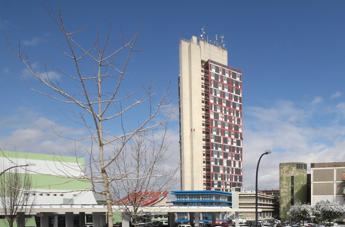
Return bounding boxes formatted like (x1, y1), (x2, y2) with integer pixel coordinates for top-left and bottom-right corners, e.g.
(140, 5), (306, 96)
(311, 165), (345, 205)
(238, 192), (275, 221)
(179, 36), (227, 190)
(279, 163), (308, 220)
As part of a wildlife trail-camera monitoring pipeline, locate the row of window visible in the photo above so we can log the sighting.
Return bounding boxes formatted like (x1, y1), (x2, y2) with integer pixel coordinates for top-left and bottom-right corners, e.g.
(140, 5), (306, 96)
(210, 64), (242, 81)
(211, 111), (242, 122)
(211, 81), (242, 96)
(211, 159), (242, 168)
(209, 118), (242, 128)
(209, 73), (242, 87)
(212, 165), (242, 174)
(211, 151), (242, 160)
(176, 194), (228, 201)
(24, 192), (78, 197)
(209, 88), (242, 103)
(210, 179), (243, 189)
(211, 136), (242, 146)
(210, 97), (242, 109)
(203, 182), (242, 190)
(212, 130), (243, 139)
(211, 126), (242, 135)
(211, 174), (243, 182)
(211, 118), (242, 128)
(209, 103), (242, 116)
(210, 144), (243, 153)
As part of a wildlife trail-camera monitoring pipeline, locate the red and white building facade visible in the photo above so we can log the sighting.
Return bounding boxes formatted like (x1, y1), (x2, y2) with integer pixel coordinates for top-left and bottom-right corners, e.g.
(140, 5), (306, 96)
(179, 36), (243, 192)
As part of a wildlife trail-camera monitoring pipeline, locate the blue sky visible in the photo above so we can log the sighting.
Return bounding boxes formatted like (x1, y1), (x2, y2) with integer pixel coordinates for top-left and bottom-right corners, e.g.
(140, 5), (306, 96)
(1, 0), (345, 189)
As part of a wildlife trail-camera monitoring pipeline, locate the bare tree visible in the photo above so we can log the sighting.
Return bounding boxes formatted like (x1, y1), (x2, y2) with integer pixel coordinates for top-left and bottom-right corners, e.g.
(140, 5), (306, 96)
(113, 129), (176, 225)
(0, 165), (29, 177)
(0, 167), (32, 227)
(0, 150), (30, 177)
(18, 12), (168, 227)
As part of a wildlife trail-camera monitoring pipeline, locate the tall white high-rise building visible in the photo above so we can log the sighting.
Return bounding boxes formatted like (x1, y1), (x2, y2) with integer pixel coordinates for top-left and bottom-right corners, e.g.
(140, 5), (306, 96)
(179, 36), (243, 191)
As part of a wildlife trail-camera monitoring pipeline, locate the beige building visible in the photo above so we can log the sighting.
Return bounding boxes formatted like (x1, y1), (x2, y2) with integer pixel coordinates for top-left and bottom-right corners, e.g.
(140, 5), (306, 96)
(179, 36), (243, 191)
(237, 192), (275, 221)
(311, 162), (345, 205)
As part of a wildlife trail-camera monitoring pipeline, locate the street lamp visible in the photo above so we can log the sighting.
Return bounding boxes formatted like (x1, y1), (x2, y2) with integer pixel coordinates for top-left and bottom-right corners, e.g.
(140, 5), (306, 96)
(255, 150), (271, 227)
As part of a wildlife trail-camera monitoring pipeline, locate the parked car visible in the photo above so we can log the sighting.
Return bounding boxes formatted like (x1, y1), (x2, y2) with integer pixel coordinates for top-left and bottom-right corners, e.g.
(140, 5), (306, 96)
(178, 224), (192, 227)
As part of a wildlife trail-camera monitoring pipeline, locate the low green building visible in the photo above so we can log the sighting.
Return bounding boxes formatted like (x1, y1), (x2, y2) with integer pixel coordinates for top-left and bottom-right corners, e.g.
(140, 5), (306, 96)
(279, 162), (309, 220)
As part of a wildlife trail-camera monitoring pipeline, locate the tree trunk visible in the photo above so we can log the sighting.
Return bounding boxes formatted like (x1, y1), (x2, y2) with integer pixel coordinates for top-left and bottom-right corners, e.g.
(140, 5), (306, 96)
(101, 157), (113, 227)
(9, 219), (14, 227)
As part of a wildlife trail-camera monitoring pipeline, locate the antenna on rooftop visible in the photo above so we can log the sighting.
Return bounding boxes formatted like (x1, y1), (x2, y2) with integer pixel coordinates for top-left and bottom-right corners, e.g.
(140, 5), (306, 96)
(200, 27), (207, 41)
(219, 35), (225, 48)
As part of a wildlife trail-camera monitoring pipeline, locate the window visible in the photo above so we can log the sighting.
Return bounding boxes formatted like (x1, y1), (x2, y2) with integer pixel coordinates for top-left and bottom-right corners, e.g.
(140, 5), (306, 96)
(214, 136), (221, 143)
(234, 125), (239, 131)
(290, 176), (295, 205)
(236, 140), (241, 146)
(213, 81), (218, 88)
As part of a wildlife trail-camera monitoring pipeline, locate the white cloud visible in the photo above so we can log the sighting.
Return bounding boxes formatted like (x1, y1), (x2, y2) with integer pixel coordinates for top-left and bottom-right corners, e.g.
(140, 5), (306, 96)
(0, 110), (86, 157)
(336, 102), (345, 116)
(0, 109), (181, 189)
(331, 91), (342, 99)
(21, 63), (61, 81)
(22, 37), (44, 47)
(3, 94), (345, 192)
(244, 99), (345, 190)
(161, 103), (179, 121)
(311, 96), (323, 105)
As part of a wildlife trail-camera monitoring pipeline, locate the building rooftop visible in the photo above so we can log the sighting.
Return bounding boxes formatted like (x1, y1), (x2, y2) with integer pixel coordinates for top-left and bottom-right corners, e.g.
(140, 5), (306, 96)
(115, 191), (168, 207)
(280, 162), (307, 165)
(171, 190), (232, 196)
(0, 150), (84, 164)
(311, 162), (345, 168)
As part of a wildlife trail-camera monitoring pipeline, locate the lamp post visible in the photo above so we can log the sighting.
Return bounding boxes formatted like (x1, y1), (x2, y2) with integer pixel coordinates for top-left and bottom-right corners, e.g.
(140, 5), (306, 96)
(255, 150), (271, 227)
